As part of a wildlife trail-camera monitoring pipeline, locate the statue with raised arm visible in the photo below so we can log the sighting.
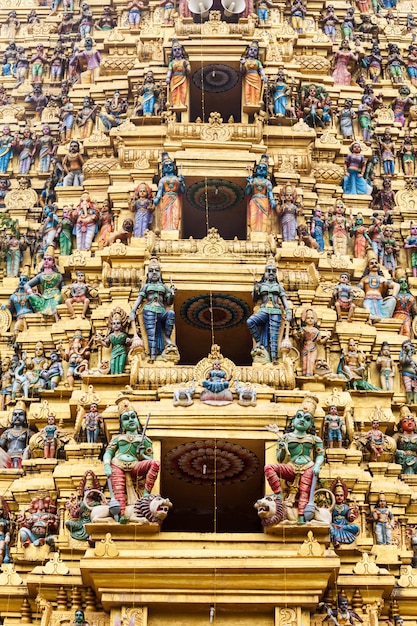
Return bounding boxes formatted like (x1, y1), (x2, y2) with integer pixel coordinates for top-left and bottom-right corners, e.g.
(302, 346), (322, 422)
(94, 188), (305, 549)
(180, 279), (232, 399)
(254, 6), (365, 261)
(246, 257), (292, 364)
(264, 398), (324, 523)
(130, 258), (178, 363)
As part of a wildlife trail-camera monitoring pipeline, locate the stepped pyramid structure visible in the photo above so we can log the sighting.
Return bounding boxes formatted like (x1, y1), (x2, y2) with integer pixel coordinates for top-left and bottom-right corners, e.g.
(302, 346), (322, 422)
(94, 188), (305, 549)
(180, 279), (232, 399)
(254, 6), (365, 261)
(0, 0), (417, 625)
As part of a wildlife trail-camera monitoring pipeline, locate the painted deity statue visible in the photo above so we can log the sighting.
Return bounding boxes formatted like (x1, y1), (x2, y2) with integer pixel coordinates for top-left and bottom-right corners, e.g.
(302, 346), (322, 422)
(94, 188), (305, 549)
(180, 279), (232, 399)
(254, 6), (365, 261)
(399, 339), (417, 405)
(246, 154), (276, 235)
(130, 259), (178, 363)
(296, 307), (329, 377)
(342, 142), (372, 195)
(277, 184), (302, 242)
(264, 406), (325, 523)
(393, 406), (417, 474)
(0, 405), (33, 468)
(376, 341), (395, 391)
(393, 273), (417, 339)
(240, 40), (267, 108)
(103, 405), (160, 519)
(25, 251), (64, 322)
(97, 307), (131, 375)
(332, 272), (357, 322)
(329, 200), (349, 256)
(357, 257), (399, 322)
(154, 152), (185, 232)
(372, 493), (394, 544)
(246, 258), (292, 365)
(130, 182), (154, 237)
(166, 39), (191, 110)
(329, 478), (360, 547)
(73, 192), (99, 251)
(19, 496), (59, 549)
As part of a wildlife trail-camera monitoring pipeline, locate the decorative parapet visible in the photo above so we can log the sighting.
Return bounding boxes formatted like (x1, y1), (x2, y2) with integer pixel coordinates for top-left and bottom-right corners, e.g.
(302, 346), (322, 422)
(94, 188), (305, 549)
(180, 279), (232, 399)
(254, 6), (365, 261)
(176, 12), (256, 36)
(166, 111), (265, 144)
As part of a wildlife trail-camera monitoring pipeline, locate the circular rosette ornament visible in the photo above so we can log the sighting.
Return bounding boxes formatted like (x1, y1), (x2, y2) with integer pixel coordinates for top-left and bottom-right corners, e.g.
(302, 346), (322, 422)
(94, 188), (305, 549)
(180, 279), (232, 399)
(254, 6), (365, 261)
(187, 179), (244, 212)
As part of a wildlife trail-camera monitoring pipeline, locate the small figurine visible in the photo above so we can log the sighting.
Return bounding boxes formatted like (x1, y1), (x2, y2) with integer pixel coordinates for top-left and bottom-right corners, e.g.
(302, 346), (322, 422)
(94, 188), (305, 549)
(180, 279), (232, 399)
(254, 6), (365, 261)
(5, 10), (20, 40)
(321, 5), (340, 42)
(78, 2), (93, 37)
(41, 415), (58, 459)
(2, 42), (18, 76)
(380, 225), (398, 272)
(268, 71), (291, 117)
(103, 404), (160, 519)
(329, 478), (360, 547)
(0, 499), (11, 564)
(96, 307), (132, 375)
(339, 98), (356, 139)
(240, 40), (267, 108)
(377, 129), (396, 176)
(15, 46), (29, 87)
(166, 40), (191, 110)
(358, 95), (373, 144)
(341, 8), (357, 40)
(290, 0), (307, 34)
(76, 96), (98, 139)
(65, 471), (102, 542)
(65, 271), (92, 319)
(134, 71), (160, 116)
(372, 493), (394, 544)
(332, 272), (357, 322)
(4, 233), (26, 278)
(246, 154), (276, 235)
(24, 84), (49, 122)
(329, 199), (349, 256)
(40, 352), (64, 391)
(257, 0), (271, 26)
(83, 403), (103, 443)
(161, 0), (175, 25)
(19, 496), (59, 549)
(405, 222), (417, 277)
(59, 95), (75, 144)
(338, 338), (378, 390)
(99, 90), (128, 131)
(105, 218), (134, 246)
(332, 40), (357, 86)
(393, 405), (417, 474)
(277, 183), (302, 242)
(58, 332), (91, 389)
(393, 272), (417, 338)
(130, 259), (178, 363)
(324, 406), (346, 448)
(73, 192), (99, 251)
(97, 200), (114, 248)
(25, 250), (64, 322)
(246, 258), (292, 364)
(201, 358), (233, 404)
(366, 418), (386, 460)
(371, 178), (395, 224)
(264, 405), (324, 524)
(30, 44), (48, 84)
(40, 204), (59, 253)
(321, 596), (363, 626)
(350, 214), (371, 258)
(37, 125), (57, 174)
(49, 42), (67, 84)
(399, 130), (415, 177)
(0, 404), (33, 469)
(407, 44), (417, 87)
(386, 43), (405, 84)
(154, 152), (186, 232)
(310, 206), (327, 251)
(129, 182), (154, 237)
(62, 140), (85, 187)
(127, 0), (145, 28)
(4, 275), (34, 329)
(391, 85), (412, 128)
(57, 208), (74, 256)
(0, 126), (13, 175)
(399, 339), (417, 404)
(357, 257), (399, 322)
(299, 84), (327, 128)
(376, 341), (395, 390)
(296, 308), (329, 377)
(342, 142), (372, 195)
(13, 127), (37, 176)
(96, 5), (117, 29)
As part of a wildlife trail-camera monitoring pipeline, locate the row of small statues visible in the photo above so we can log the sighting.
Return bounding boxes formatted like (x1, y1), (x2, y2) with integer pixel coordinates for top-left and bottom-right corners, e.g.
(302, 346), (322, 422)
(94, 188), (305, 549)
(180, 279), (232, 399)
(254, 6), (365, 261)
(0, 401), (414, 557)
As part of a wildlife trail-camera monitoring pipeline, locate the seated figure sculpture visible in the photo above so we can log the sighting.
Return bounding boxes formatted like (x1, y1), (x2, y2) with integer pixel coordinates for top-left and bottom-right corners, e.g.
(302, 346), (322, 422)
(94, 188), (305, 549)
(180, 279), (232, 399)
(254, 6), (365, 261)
(264, 401), (324, 524)
(246, 258), (292, 364)
(200, 358), (233, 405)
(393, 405), (417, 474)
(329, 477), (360, 548)
(130, 258), (178, 363)
(103, 404), (160, 520)
(357, 257), (399, 322)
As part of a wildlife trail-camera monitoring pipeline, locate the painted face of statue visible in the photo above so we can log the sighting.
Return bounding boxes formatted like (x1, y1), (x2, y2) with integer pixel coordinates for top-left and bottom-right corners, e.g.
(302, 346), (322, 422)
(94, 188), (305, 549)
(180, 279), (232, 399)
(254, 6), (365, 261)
(264, 265), (277, 282)
(148, 263), (161, 282)
(293, 410), (313, 433)
(255, 162), (267, 178)
(334, 486), (345, 504)
(11, 408), (27, 427)
(120, 410), (140, 433)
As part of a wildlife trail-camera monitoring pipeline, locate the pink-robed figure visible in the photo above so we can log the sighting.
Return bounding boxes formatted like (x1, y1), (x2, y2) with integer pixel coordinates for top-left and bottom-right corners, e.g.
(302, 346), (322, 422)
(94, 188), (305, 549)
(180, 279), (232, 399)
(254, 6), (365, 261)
(73, 192), (99, 250)
(264, 407), (324, 523)
(154, 152), (186, 231)
(332, 39), (357, 86)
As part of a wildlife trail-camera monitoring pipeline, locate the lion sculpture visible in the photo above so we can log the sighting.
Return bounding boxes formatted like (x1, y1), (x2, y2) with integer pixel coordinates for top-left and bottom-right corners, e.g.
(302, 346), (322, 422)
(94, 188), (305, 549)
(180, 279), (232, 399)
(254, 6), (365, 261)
(255, 493), (334, 527)
(89, 494), (172, 527)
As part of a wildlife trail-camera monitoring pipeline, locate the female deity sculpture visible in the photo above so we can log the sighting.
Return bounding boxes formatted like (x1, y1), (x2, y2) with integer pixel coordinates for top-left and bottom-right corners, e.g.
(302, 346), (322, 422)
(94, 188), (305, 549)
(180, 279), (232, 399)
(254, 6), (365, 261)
(350, 214), (370, 258)
(372, 493), (394, 544)
(329, 478), (360, 547)
(296, 308), (329, 377)
(246, 258), (292, 364)
(135, 71), (160, 116)
(97, 307), (131, 375)
(57, 208), (73, 256)
(269, 71), (290, 117)
(5, 234), (25, 278)
(166, 40), (191, 110)
(0, 126), (13, 174)
(405, 222), (417, 277)
(342, 142), (372, 195)
(0, 499), (11, 564)
(393, 406), (417, 475)
(376, 341), (395, 391)
(329, 199), (349, 256)
(332, 39), (357, 86)
(37, 125), (57, 174)
(246, 154), (276, 235)
(41, 415), (58, 459)
(153, 152), (186, 232)
(97, 200), (114, 249)
(399, 339), (417, 405)
(357, 95), (373, 144)
(25, 250), (64, 322)
(13, 127), (37, 176)
(201, 358), (233, 404)
(130, 182), (154, 237)
(339, 98), (356, 139)
(130, 258), (178, 363)
(277, 183), (302, 242)
(393, 272), (417, 339)
(378, 129), (396, 176)
(399, 130), (416, 177)
(73, 192), (99, 251)
(357, 257), (399, 322)
(240, 40), (267, 109)
(310, 206), (327, 251)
